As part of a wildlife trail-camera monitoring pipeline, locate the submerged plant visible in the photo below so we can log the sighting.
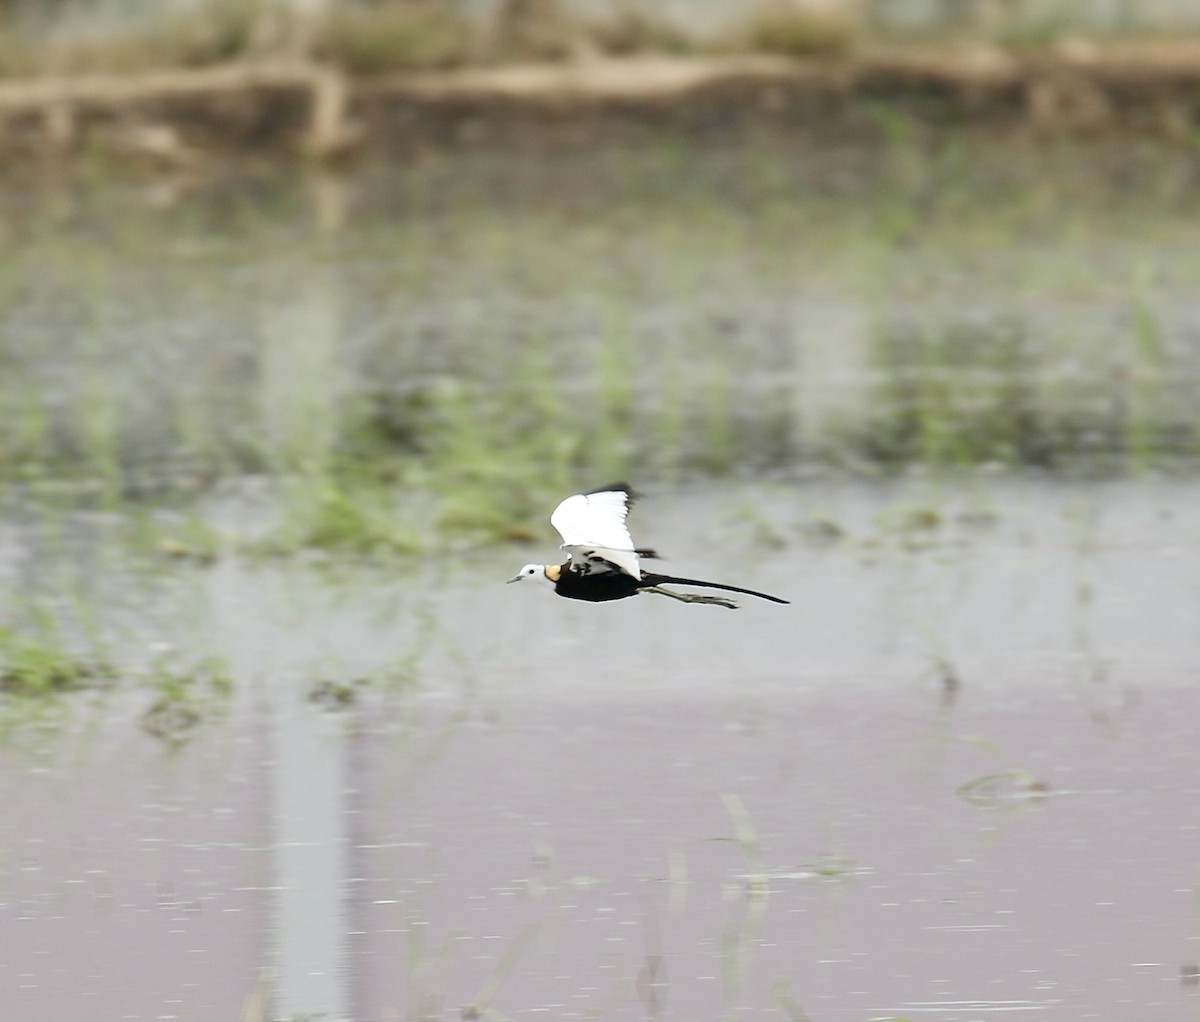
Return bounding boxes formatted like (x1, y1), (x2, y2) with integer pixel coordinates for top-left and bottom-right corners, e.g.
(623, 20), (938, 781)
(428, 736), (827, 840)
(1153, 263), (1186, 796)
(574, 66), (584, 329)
(774, 979), (814, 1022)
(956, 768), (1051, 809)
(0, 626), (112, 695)
(867, 317), (1048, 468)
(1125, 288), (1173, 470)
(5, 128), (1200, 534)
(412, 374), (581, 544)
(126, 509), (222, 564)
(0, 605), (113, 697)
(140, 656), (234, 742)
(306, 676), (363, 708)
(255, 472), (424, 558)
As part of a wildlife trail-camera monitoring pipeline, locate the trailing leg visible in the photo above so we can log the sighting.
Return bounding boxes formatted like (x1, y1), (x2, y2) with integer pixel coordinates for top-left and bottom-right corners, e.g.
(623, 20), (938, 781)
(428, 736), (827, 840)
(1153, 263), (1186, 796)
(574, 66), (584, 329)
(639, 585), (738, 609)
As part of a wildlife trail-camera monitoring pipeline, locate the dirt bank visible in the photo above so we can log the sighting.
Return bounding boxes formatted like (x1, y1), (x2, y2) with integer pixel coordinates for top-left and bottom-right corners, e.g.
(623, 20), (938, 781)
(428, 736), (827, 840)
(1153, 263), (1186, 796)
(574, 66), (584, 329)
(2, 43), (1200, 171)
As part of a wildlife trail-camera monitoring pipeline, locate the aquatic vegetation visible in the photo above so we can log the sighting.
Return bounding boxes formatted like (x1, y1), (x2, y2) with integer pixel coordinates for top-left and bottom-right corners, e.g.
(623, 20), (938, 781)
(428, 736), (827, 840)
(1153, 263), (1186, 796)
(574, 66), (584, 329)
(460, 922), (541, 1022)
(1, 136), (1199, 565)
(956, 768), (1051, 809)
(720, 792), (770, 899)
(798, 854), (859, 880)
(125, 509), (222, 564)
(798, 514), (846, 546)
(867, 317), (1043, 467)
(877, 503), (942, 535)
(0, 584), (115, 699)
(412, 376), (578, 544)
(256, 473), (425, 559)
(306, 676), (364, 708)
(140, 656), (233, 742)
(0, 623), (113, 696)
(774, 980), (815, 1022)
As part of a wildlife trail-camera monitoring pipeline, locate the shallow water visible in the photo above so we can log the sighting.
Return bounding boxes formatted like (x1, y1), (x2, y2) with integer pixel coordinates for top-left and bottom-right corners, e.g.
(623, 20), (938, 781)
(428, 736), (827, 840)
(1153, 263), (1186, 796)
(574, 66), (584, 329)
(3, 151), (1200, 496)
(3, 133), (1200, 1020)
(1, 476), (1198, 1021)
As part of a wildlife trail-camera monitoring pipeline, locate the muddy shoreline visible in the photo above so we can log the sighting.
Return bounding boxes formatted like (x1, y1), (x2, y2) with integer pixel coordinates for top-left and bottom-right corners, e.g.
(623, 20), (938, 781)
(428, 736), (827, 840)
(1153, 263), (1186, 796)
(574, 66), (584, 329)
(3, 43), (1200, 170)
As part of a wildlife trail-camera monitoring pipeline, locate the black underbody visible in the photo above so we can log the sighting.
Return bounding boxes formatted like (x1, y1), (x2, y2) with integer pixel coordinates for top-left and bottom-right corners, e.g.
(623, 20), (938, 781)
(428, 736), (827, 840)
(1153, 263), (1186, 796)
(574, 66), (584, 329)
(552, 562), (788, 604)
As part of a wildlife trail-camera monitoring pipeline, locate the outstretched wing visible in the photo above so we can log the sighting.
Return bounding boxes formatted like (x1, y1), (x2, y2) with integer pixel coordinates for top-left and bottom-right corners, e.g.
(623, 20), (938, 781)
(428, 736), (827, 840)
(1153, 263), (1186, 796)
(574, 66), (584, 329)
(550, 483), (642, 579)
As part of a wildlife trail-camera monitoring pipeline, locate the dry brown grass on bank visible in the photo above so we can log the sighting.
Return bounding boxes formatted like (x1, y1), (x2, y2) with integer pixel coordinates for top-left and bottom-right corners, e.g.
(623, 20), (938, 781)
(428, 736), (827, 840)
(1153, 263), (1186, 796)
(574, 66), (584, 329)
(739, 1), (858, 57)
(314, 1), (474, 72)
(0, 0), (866, 78)
(584, 3), (696, 57)
(2, 0), (1198, 81)
(0, 0), (263, 76)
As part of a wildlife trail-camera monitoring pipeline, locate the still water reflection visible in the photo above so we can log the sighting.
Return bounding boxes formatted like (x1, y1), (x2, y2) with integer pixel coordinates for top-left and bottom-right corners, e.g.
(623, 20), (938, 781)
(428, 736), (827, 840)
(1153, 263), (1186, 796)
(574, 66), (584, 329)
(1, 477), (1197, 1021)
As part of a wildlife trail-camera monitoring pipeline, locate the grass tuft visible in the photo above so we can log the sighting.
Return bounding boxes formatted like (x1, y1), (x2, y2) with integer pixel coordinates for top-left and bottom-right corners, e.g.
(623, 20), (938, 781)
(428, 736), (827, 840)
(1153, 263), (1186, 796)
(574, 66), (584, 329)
(490, 0), (577, 62)
(315, 0), (473, 74)
(0, 18), (37, 77)
(956, 768), (1051, 809)
(141, 656), (233, 742)
(0, 622), (113, 697)
(587, 3), (695, 56)
(866, 318), (1048, 468)
(28, 0), (266, 75)
(126, 510), (222, 564)
(256, 473), (425, 558)
(739, 0), (857, 58)
(151, 0), (264, 68)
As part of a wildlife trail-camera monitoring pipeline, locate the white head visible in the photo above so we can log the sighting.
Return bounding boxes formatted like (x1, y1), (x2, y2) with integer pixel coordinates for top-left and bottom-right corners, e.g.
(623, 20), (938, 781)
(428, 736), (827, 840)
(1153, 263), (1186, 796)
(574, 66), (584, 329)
(507, 563), (558, 588)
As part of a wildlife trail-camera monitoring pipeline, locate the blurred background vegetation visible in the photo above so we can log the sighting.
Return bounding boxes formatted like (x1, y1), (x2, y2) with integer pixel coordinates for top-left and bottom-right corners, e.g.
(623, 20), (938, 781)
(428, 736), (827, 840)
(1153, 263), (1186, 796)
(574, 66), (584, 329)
(2, 0), (1200, 75)
(1, 0), (1199, 554)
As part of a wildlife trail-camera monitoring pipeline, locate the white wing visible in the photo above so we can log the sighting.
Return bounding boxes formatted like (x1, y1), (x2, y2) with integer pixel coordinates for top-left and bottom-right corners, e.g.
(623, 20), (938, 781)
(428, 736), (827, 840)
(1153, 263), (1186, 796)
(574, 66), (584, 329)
(549, 486), (642, 579)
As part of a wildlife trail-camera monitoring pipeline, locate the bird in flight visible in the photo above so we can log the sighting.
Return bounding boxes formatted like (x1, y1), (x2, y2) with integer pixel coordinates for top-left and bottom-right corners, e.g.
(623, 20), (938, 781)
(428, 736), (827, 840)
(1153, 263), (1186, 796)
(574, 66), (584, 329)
(507, 483), (789, 609)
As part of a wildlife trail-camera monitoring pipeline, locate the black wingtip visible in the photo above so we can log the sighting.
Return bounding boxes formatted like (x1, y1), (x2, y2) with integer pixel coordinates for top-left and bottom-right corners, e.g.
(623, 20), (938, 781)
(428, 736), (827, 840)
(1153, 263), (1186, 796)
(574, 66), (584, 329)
(583, 481), (639, 501)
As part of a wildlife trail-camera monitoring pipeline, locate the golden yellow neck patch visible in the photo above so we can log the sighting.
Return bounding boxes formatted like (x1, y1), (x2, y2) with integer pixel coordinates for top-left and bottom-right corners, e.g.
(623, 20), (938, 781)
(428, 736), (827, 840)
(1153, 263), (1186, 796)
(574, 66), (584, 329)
(544, 564), (562, 582)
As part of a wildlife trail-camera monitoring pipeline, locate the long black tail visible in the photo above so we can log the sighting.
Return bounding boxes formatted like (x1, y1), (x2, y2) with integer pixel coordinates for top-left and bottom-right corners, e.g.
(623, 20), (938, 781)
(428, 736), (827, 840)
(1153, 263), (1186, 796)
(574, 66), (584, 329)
(641, 572), (789, 605)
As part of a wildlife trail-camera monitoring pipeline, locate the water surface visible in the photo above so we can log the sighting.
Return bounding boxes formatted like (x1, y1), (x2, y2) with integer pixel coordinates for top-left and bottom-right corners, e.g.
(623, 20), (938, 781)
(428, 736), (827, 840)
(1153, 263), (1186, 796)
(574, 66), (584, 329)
(2, 135), (1200, 1020)
(1, 476), (1198, 1021)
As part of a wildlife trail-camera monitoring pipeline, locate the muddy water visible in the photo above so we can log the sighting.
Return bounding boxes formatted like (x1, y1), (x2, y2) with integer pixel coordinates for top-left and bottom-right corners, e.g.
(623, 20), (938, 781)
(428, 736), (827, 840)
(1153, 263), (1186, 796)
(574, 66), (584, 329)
(1, 477), (1198, 1021)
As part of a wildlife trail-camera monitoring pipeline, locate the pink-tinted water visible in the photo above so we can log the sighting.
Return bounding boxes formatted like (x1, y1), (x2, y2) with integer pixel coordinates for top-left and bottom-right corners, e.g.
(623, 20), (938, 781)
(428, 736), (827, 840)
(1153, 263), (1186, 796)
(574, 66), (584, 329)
(1, 478), (1198, 1022)
(349, 678), (1200, 1022)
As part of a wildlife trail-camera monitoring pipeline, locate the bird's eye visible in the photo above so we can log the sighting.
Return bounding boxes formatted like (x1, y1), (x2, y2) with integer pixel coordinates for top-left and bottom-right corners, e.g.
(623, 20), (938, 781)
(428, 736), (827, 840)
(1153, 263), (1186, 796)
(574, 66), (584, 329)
(526, 567), (535, 575)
